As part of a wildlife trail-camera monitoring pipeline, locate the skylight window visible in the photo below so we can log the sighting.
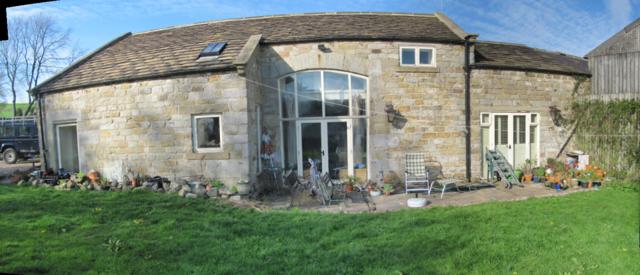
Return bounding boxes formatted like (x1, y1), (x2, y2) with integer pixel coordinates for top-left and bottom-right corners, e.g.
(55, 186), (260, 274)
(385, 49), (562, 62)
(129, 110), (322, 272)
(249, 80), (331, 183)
(199, 42), (227, 58)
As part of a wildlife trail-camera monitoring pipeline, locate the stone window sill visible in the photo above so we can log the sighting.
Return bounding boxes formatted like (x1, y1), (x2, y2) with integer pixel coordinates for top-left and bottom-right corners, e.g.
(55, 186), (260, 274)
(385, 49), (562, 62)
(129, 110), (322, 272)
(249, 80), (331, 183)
(396, 66), (439, 73)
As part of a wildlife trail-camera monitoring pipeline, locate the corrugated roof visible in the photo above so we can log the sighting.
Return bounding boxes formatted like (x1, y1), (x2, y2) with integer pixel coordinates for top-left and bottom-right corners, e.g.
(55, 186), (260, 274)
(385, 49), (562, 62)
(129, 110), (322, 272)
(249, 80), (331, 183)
(473, 41), (590, 76)
(34, 12), (463, 93)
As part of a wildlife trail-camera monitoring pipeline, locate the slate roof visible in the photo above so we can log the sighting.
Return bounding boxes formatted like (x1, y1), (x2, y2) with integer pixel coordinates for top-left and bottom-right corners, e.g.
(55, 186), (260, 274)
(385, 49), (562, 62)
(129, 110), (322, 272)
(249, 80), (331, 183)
(474, 41), (590, 76)
(33, 12), (464, 93)
(33, 12), (590, 94)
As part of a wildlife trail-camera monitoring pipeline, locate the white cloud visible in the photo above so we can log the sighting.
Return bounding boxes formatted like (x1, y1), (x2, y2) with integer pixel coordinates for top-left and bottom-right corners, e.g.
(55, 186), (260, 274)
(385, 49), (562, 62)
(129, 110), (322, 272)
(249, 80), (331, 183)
(448, 0), (636, 56)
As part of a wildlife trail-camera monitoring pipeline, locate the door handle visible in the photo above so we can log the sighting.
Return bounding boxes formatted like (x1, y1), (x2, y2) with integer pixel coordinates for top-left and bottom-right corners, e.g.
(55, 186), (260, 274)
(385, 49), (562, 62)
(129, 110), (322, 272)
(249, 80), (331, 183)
(321, 150), (325, 156)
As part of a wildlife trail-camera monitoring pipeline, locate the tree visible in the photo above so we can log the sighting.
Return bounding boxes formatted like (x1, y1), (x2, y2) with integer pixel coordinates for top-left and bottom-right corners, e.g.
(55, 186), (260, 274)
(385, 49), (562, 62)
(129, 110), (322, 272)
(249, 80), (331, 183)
(0, 14), (78, 117)
(0, 17), (25, 116)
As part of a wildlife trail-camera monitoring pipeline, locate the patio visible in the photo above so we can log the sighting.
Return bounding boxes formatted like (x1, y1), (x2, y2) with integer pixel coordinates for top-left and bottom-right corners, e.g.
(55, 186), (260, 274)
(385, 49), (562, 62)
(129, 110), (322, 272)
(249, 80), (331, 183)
(255, 182), (596, 213)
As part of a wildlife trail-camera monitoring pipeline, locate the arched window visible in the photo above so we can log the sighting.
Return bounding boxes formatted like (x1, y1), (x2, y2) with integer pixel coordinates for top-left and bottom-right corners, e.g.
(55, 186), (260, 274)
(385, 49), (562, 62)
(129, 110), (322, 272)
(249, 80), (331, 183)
(278, 70), (369, 180)
(279, 70), (368, 119)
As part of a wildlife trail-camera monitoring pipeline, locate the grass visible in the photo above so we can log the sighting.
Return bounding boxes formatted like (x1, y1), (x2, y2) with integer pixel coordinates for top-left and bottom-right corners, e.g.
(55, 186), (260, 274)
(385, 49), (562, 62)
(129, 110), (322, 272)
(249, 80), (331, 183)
(0, 185), (638, 274)
(0, 103), (30, 117)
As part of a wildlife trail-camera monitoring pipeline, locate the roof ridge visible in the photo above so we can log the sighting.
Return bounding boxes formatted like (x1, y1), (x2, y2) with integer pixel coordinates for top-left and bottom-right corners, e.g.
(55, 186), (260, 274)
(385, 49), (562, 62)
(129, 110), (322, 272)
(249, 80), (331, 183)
(133, 12), (437, 36)
(477, 40), (586, 61)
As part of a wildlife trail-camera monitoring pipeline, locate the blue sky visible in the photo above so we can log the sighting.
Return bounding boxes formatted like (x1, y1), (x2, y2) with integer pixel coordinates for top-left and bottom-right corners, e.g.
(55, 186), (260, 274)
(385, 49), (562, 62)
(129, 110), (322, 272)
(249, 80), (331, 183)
(4, 0), (640, 102)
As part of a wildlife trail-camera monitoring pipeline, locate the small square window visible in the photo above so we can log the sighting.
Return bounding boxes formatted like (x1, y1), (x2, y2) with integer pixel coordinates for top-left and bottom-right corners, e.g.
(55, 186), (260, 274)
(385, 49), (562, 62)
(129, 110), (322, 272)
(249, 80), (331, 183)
(531, 113), (538, 124)
(481, 113), (490, 126)
(400, 47), (436, 66)
(419, 49), (433, 65)
(192, 114), (222, 152)
(401, 48), (415, 65)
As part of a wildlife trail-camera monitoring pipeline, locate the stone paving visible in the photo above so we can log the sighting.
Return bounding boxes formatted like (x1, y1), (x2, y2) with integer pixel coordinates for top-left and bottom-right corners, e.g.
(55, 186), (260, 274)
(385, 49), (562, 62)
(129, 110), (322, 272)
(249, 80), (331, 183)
(258, 183), (595, 213)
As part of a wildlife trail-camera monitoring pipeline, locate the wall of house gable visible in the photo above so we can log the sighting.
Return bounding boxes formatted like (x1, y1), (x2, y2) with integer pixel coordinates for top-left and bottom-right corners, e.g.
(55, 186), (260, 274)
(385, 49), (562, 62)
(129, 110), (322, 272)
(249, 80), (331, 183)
(257, 41), (469, 178)
(41, 72), (251, 185)
(470, 70), (590, 176)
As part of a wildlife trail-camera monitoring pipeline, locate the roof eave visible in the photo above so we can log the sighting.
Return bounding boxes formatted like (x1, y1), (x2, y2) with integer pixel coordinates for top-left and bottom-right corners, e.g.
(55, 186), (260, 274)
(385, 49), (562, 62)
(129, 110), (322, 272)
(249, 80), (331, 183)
(472, 63), (591, 77)
(36, 65), (237, 95)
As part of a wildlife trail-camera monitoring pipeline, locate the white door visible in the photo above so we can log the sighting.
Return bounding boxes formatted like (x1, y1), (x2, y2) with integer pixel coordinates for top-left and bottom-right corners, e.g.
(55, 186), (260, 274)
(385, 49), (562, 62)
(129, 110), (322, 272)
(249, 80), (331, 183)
(297, 120), (352, 179)
(489, 113), (539, 170)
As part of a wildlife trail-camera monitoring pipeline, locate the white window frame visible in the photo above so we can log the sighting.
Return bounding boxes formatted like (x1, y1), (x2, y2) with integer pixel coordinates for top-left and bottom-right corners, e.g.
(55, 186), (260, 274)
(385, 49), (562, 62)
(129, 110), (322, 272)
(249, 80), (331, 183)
(399, 46), (437, 67)
(480, 112), (491, 127)
(55, 123), (80, 171)
(277, 70), (370, 180)
(192, 114), (223, 153)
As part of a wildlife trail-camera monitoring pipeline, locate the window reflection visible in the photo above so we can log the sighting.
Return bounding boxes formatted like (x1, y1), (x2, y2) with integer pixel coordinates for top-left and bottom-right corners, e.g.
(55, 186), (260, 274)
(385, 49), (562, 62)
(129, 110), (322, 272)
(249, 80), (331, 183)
(297, 72), (323, 117)
(279, 71), (367, 118)
(351, 76), (367, 116)
(280, 76), (295, 118)
(324, 72), (349, 116)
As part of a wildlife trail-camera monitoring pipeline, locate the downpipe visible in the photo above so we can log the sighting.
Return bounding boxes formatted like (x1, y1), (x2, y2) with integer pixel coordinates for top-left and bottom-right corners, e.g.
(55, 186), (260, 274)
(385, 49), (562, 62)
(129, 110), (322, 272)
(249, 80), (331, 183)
(464, 34), (478, 182)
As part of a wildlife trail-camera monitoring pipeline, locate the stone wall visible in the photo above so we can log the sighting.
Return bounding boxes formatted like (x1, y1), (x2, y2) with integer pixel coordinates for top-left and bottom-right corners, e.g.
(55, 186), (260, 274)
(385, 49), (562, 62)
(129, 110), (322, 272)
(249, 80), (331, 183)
(470, 70), (590, 177)
(257, 41), (469, 178)
(41, 72), (251, 185)
(256, 41), (588, 180)
(40, 40), (588, 185)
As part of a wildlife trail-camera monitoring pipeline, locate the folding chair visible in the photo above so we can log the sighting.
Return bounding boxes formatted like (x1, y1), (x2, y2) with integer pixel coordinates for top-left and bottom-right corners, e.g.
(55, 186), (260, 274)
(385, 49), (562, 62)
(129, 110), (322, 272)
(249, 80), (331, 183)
(404, 153), (431, 195)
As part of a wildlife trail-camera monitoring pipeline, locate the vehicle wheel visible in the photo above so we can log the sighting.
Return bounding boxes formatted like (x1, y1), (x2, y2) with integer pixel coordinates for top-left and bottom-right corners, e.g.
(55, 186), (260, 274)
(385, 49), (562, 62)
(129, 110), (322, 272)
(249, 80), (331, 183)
(3, 148), (18, 164)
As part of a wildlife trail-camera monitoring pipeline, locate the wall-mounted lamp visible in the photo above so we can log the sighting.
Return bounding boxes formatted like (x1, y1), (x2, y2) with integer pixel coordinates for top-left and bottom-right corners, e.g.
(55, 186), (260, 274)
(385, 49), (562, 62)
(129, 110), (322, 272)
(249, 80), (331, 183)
(384, 103), (397, 123)
(317, 44), (332, 53)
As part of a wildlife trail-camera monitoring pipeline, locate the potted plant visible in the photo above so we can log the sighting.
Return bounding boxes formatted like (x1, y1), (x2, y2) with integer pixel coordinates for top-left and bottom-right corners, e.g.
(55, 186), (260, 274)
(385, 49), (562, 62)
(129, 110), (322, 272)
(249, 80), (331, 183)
(343, 176), (357, 193)
(236, 180), (250, 195)
(72, 171), (85, 183)
(533, 167), (545, 183)
(383, 183), (394, 196)
(514, 169), (523, 182)
(521, 159), (534, 183)
(578, 170), (596, 188)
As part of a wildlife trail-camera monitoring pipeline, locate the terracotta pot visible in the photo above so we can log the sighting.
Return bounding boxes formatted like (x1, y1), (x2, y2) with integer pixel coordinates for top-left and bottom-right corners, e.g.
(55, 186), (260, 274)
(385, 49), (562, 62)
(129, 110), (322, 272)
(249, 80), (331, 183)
(523, 174), (533, 183)
(588, 181), (593, 189)
(345, 184), (353, 193)
(383, 190), (391, 196)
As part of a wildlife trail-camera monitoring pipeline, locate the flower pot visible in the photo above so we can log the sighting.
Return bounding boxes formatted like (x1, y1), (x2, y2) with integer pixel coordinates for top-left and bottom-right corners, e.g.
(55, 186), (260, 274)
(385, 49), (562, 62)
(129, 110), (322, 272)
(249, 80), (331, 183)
(236, 182), (250, 195)
(206, 184), (212, 192)
(369, 190), (381, 197)
(344, 184), (353, 193)
(523, 174), (533, 183)
(588, 181), (593, 189)
(383, 190), (392, 196)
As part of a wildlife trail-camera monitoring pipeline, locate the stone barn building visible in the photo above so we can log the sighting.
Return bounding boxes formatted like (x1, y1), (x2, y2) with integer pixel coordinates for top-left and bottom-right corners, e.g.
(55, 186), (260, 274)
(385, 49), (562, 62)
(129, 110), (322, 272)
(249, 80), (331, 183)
(30, 12), (590, 186)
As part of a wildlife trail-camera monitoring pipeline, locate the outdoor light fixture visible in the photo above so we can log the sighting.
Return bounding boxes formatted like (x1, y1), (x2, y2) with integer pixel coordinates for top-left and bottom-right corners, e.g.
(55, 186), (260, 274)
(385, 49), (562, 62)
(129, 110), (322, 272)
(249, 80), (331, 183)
(317, 44), (331, 53)
(385, 103), (397, 123)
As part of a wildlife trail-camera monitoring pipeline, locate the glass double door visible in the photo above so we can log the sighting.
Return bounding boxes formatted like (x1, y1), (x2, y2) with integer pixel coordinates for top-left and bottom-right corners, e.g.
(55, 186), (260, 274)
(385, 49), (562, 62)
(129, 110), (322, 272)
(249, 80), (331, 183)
(491, 114), (538, 169)
(297, 120), (352, 179)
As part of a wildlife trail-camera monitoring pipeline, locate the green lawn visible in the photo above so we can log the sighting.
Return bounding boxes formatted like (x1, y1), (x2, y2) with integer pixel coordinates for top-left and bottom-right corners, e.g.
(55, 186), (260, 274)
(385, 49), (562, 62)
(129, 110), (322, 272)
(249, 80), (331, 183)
(0, 185), (638, 274)
(0, 103), (30, 117)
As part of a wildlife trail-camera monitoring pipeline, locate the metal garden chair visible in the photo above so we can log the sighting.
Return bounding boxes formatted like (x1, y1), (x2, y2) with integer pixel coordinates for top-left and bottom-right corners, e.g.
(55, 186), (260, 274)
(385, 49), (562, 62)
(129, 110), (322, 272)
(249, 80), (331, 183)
(404, 153), (431, 195)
